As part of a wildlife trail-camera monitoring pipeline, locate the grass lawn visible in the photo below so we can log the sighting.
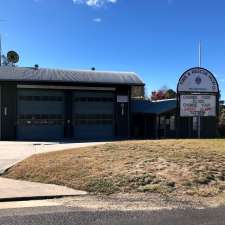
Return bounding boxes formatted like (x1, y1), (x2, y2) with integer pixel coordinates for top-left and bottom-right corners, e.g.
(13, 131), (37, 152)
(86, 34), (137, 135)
(3, 139), (225, 203)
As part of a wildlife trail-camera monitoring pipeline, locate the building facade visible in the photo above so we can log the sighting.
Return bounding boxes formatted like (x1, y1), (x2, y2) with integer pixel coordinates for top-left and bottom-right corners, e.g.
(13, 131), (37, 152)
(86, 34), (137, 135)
(132, 67), (220, 139)
(0, 67), (144, 141)
(0, 66), (220, 141)
(131, 99), (177, 139)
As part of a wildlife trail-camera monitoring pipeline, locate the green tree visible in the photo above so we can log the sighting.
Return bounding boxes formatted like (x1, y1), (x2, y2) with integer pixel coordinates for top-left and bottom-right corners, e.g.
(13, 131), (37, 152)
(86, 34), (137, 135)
(165, 89), (177, 99)
(219, 106), (225, 137)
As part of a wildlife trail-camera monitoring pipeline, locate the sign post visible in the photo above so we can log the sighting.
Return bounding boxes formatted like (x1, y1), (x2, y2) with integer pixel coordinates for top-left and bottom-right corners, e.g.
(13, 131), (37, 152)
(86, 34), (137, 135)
(198, 113), (201, 139)
(177, 67), (219, 138)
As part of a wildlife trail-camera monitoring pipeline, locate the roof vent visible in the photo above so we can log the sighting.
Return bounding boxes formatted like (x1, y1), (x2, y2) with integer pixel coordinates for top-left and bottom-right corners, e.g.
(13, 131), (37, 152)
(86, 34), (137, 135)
(91, 67), (96, 71)
(34, 64), (39, 70)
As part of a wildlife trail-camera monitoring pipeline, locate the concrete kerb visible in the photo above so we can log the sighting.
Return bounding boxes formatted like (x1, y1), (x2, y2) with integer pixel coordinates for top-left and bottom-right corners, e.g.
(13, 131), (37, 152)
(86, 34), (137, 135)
(0, 195), (86, 203)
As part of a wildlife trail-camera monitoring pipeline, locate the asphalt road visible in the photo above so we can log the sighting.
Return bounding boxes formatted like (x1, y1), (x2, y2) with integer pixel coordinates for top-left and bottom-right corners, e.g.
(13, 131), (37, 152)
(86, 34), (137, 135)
(0, 206), (225, 225)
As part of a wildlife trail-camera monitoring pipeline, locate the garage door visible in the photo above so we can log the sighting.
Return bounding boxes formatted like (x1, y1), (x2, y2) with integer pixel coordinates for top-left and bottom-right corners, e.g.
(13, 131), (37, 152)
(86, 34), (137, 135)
(73, 91), (114, 140)
(17, 89), (65, 140)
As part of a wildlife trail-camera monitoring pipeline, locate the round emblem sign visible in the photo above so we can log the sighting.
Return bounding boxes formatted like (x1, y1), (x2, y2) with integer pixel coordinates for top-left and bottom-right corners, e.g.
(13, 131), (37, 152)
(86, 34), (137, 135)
(195, 76), (202, 85)
(177, 68), (219, 93)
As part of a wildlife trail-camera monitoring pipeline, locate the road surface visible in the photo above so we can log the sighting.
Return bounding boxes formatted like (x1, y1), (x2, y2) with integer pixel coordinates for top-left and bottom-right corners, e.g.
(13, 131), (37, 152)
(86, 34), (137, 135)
(0, 205), (225, 225)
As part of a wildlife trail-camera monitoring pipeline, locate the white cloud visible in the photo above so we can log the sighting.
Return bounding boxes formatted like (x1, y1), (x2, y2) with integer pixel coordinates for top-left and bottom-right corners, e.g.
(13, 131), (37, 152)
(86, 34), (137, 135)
(72, 0), (117, 7)
(93, 18), (102, 22)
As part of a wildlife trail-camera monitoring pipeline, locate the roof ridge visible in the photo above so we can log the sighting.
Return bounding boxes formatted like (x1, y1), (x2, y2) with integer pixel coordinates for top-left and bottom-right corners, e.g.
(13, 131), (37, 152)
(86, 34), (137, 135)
(0, 66), (144, 85)
(5, 66), (137, 75)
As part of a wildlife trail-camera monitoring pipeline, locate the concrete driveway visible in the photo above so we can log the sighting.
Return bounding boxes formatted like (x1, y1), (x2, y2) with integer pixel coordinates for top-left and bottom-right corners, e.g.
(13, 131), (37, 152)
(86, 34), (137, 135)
(0, 177), (87, 201)
(0, 141), (107, 173)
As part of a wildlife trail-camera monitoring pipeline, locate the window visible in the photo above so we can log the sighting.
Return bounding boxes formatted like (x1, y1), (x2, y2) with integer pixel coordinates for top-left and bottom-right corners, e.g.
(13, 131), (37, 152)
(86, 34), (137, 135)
(73, 114), (113, 125)
(160, 116), (165, 129)
(19, 96), (63, 102)
(131, 86), (144, 99)
(73, 97), (114, 102)
(170, 116), (175, 130)
(166, 118), (170, 125)
(18, 114), (64, 125)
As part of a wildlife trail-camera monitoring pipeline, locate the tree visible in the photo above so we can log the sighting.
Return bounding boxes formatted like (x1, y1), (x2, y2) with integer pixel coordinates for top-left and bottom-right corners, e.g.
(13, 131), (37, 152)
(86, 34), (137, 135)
(165, 89), (177, 99)
(219, 105), (225, 137)
(151, 90), (165, 100)
(151, 87), (176, 101)
(219, 107), (225, 125)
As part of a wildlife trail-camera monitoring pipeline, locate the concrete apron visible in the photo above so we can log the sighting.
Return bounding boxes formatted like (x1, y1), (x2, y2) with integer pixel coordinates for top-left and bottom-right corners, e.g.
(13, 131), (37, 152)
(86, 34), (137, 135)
(0, 178), (87, 202)
(0, 142), (35, 174)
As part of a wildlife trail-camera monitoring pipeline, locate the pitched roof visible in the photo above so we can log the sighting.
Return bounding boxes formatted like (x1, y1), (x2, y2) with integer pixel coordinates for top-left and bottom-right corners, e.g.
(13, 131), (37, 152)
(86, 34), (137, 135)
(0, 67), (144, 86)
(132, 99), (177, 115)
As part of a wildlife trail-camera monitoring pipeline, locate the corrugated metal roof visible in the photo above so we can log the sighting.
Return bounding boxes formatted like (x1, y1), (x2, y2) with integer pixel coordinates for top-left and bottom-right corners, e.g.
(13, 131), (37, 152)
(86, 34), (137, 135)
(132, 99), (177, 115)
(0, 67), (144, 85)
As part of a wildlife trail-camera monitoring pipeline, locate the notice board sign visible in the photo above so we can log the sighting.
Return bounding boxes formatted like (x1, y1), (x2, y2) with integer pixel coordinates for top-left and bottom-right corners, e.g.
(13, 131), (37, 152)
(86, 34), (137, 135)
(180, 95), (216, 117)
(177, 67), (219, 138)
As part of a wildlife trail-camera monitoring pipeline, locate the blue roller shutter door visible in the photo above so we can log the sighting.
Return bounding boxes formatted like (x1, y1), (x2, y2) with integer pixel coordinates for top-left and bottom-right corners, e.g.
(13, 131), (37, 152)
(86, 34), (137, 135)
(17, 89), (65, 140)
(73, 91), (114, 140)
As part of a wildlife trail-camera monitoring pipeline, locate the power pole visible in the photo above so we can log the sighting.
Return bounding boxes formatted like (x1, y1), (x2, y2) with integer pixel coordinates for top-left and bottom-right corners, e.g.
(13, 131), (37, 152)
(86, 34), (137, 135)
(0, 19), (7, 67)
(199, 41), (202, 68)
(198, 41), (202, 139)
(0, 34), (2, 66)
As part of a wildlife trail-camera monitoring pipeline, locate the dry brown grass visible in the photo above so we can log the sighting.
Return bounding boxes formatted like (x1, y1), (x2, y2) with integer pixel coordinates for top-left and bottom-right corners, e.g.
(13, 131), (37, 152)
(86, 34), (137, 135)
(3, 139), (225, 200)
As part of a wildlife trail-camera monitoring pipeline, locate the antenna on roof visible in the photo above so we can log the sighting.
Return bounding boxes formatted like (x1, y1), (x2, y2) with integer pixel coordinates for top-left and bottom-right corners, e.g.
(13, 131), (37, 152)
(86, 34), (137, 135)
(7, 50), (19, 65)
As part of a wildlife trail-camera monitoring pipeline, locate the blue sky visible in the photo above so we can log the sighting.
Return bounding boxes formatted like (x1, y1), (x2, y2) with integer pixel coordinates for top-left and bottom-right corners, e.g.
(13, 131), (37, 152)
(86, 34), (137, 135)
(1, 0), (225, 99)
